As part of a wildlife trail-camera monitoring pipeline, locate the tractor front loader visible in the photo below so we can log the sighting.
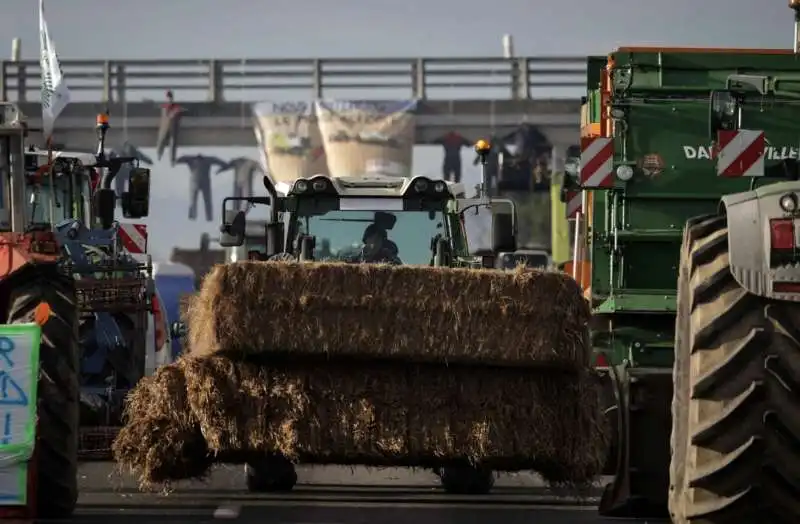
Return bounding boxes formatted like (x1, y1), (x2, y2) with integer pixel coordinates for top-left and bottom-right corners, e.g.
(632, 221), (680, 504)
(215, 146), (519, 495)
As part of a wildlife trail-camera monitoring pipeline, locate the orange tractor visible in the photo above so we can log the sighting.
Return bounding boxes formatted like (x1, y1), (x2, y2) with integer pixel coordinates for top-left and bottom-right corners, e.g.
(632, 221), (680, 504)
(0, 103), (80, 519)
(0, 103), (150, 519)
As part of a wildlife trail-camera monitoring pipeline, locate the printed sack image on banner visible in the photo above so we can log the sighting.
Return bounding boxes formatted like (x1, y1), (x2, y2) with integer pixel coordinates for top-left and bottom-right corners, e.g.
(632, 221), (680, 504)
(252, 101), (328, 185)
(0, 324), (41, 506)
(314, 99), (418, 178)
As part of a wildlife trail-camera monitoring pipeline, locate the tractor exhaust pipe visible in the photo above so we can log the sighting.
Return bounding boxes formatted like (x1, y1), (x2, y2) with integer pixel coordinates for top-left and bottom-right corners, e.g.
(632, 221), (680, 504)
(791, 0), (800, 53)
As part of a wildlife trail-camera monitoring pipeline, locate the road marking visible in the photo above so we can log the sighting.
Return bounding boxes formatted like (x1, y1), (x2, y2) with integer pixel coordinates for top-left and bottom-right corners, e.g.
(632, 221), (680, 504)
(213, 504), (241, 519)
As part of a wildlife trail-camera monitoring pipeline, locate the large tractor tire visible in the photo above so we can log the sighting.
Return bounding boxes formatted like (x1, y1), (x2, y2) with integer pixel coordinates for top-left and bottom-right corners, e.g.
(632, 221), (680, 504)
(7, 268), (79, 518)
(670, 214), (800, 523)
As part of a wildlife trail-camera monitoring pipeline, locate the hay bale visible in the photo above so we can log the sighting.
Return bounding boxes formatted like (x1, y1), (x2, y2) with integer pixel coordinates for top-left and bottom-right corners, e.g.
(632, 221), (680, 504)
(188, 262), (591, 368)
(179, 293), (194, 322)
(112, 365), (211, 487)
(117, 355), (607, 486)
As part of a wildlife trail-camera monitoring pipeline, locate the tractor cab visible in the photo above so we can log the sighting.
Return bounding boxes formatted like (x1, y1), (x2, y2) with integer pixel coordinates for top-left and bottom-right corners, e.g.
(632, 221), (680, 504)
(21, 148), (97, 229)
(219, 168), (516, 267)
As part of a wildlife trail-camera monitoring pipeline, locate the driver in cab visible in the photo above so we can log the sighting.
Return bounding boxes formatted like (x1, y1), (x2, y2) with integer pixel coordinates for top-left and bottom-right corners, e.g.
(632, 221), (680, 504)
(361, 211), (401, 264)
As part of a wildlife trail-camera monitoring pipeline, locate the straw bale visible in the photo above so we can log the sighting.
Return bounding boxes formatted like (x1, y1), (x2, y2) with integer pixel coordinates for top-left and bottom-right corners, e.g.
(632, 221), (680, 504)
(188, 262), (591, 368)
(179, 293), (194, 322)
(112, 365), (211, 487)
(115, 355), (607, 487)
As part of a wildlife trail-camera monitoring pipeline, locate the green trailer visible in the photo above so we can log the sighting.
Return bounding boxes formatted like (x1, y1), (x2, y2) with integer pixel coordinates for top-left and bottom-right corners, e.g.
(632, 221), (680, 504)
(577, 43), (800, 522)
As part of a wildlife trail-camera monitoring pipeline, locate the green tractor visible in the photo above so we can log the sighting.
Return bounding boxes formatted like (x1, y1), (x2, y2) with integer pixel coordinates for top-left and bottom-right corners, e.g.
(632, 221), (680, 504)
(571, 38), (800, 522)
(218, 149), (518, 494)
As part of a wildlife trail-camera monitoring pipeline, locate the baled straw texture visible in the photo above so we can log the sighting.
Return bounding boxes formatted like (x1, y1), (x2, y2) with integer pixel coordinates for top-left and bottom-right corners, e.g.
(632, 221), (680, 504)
(114, 355), (608, 488)
(112, 365), (210, 487)
(179, 293), (194, 322)
(188, 262), (591, 368)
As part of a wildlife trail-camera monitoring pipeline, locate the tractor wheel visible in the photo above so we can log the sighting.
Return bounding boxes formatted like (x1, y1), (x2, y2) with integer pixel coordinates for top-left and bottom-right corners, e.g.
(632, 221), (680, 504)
(670, 214), (800, 523)
(245, 456), (297, 493)
(7, 268), (79, 518)
(669, 214), (717, 519)
(439, 466), (494, 495)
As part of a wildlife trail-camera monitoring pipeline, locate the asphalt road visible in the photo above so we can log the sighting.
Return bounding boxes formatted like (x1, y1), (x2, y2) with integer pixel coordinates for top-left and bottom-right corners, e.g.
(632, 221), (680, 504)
(70, 464), (668, 524)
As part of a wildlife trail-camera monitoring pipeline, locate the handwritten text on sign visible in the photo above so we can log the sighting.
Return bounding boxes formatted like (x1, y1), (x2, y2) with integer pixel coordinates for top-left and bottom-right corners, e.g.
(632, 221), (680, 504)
(0, 336), (32, 444)
(0, 325), (40, 505)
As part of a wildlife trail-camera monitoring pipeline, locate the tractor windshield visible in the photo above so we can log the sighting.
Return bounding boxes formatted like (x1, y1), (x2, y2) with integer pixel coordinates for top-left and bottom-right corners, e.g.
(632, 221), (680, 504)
(297, 209), (444, 265)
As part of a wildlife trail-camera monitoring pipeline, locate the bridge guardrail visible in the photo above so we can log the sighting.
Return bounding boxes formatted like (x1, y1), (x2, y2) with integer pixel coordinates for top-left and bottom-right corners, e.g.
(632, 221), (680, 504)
(0, 57), (587, 103)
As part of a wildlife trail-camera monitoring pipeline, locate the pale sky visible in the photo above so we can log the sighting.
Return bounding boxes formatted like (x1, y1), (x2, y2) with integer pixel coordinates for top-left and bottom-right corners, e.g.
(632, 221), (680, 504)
(1, 0), (792, 259)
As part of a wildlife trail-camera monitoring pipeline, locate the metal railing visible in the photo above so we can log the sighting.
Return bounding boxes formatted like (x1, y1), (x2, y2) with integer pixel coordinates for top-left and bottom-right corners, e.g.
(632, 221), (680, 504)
(0, 56), (587, 103)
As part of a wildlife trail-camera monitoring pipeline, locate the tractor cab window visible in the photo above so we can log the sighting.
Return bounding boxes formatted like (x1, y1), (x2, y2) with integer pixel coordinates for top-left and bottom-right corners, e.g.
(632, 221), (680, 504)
(24, 167), (92, 226)
(295, 209), (444, 265)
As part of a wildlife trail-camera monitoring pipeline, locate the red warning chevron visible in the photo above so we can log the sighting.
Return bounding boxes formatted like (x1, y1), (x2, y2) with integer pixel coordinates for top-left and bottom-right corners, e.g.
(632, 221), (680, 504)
(580, 137), (614, 188)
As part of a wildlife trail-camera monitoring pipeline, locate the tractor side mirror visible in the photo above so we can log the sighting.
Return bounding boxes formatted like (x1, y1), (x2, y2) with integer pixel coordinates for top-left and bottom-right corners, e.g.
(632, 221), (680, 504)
(491, 211), (516, 253)
(461, 203), (517, 256)
(709, 90), (740, 138)
(122, 167), (151, 218)
(219, 210), (246, 247)
(93, 188), (116, 230)
(462, 204), (493, 256)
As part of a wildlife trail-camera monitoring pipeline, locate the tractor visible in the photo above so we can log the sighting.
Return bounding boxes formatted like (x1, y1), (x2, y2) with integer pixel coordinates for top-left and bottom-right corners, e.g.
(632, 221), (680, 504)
(0, 104), (151, 519)
(0, 101), (82, 519)
(24, 142), (156, 458)
(565, 11), (800, 521)
(217, 145), (517, 494)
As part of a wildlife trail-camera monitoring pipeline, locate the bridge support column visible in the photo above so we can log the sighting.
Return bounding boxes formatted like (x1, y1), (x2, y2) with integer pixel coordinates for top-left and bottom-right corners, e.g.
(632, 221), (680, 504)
(16, 64), (26, 102)
(312, 59), (322, 99)
(412, 58), (426, 99)
(115, 65), (126, 104)
(102, 61), (112, 103)
(209, 60), (224, 103)
(510, 58), (529, 100)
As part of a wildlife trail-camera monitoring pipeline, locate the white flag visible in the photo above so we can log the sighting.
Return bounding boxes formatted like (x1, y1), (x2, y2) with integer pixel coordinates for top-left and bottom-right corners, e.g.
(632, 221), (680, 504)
(39, 0), (70, 139)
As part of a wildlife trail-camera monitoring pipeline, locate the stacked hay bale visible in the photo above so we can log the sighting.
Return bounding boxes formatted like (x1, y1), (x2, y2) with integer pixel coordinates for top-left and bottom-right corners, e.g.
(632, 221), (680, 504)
(114, 261), (607, 488)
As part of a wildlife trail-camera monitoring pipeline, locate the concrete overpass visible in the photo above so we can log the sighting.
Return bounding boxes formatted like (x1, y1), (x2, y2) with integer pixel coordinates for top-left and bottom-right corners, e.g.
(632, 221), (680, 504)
(0, 56), (585, 150)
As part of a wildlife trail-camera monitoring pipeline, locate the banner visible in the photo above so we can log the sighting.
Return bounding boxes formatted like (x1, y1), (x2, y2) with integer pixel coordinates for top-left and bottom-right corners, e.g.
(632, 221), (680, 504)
(252, 101), (328, 185)
(0, 324), (41, 505)
(314, 99), (417, 178)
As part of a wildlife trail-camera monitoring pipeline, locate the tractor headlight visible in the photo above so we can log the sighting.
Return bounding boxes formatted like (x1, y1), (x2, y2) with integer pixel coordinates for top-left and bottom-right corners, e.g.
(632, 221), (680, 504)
(413, 179), (429, 193)
(780, 193), (798, 213)
(294, 180), (309, 193)
(616, 165), (634, 181)
(404, 176), (448, 198)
